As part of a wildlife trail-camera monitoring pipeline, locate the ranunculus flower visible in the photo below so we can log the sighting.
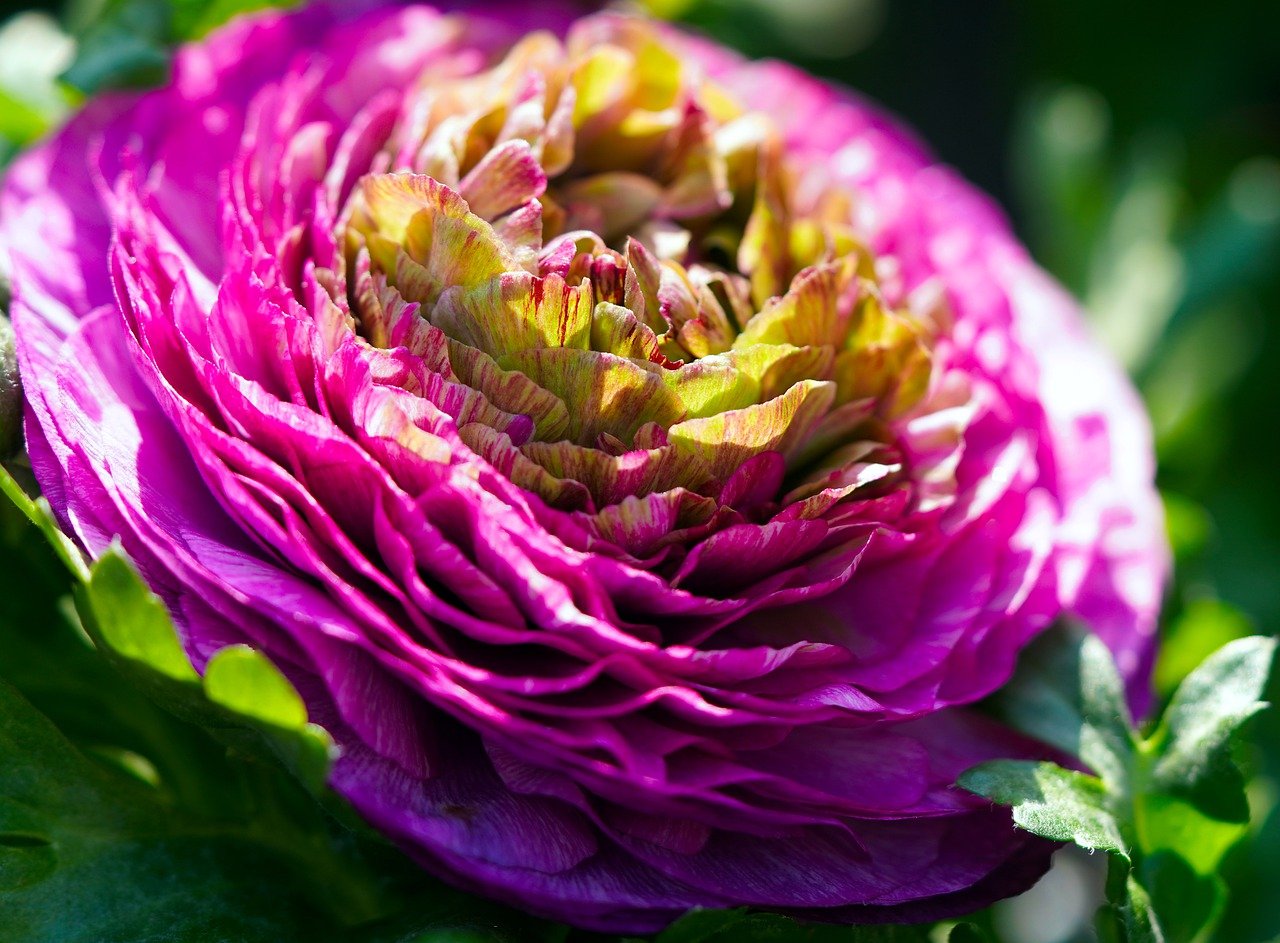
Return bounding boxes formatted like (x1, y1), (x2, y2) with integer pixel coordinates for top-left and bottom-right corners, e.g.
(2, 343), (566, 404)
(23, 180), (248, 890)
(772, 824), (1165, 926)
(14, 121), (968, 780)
(1, 2), (1167, 932)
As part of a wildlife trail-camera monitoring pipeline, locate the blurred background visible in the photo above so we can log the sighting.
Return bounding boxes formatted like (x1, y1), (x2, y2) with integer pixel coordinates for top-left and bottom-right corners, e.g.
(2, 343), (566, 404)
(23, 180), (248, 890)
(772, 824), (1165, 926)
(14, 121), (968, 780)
(0, 1), (1276, 941)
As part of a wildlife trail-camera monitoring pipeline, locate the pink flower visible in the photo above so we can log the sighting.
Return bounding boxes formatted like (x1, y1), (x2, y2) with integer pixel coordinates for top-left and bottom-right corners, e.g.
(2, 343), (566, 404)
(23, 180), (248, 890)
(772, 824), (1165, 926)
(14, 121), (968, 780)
(1, 3), (1167, 931)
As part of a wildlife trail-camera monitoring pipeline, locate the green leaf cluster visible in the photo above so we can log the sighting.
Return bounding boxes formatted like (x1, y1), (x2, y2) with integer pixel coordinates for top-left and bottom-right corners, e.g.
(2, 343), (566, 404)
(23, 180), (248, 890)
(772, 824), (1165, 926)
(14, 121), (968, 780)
(0, 467), (557, 943)
(960, 628), (1275, 943)
(60, 0), (300, 94)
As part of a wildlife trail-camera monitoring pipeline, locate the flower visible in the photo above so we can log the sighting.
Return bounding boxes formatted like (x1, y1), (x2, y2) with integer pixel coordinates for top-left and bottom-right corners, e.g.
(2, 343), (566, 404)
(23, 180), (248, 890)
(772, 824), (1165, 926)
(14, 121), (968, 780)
(0, 2), (1167, 933)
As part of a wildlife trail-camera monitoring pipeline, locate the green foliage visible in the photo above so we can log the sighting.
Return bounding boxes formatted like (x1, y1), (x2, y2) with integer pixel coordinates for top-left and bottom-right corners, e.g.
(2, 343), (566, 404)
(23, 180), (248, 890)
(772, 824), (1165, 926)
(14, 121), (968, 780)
(60, 0), (299, 94)
(0, 462), (88, 580)
(962, 628), (1275, 943)
(0, 469), (554, 943)
(1149, 637), (1275, 822)
(75, 546), (336, 793)
(0, 679), (347, 942)
(960, 762), (1128, 856)
(1154, 597), (1251, 700)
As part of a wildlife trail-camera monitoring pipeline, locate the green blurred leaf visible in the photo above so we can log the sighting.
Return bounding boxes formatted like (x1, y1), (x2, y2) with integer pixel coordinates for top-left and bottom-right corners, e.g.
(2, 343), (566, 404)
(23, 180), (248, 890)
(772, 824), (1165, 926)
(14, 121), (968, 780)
(0, 679), (349, 942)
(1013, 85), (1114, 293)
(60, 0), (170, 94)
(959, 760), (1128, 856)
(1174, 157), (1280, 324)
(172, 0), (301, 39)
(1160, 492), (1212, 563)
(639, 0), (701, 18)
(1149, 636), (1276, 822)
(1135, 795), (1246, 876)
(60, 0), (298, 94)
(1122, 874), (1167, 943)
(0, 12), (75, 165)
(0, 89), (49, 150)
(942, 925), (992, 943)
(1143, 303), (1257, 469)
(1153, 597), (1252, 702)
(1140, 851), (1224, 943)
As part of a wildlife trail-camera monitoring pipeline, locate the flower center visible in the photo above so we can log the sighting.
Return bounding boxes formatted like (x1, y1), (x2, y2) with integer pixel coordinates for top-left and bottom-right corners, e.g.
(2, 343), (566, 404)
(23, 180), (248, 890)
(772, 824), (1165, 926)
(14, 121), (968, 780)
(340, 17), (942, 540)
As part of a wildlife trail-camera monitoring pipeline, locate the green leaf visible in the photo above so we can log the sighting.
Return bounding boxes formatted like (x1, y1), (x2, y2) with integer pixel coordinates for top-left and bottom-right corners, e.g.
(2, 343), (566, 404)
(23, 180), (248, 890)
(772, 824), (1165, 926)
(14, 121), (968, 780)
(1140, 851), (1225, 943)
(202, 644), (334, 794)
(174, 0), (301, 39)
(204, 643), (306, 725)
(1149, 636), (1276, 821)
(990, 627), (1134, 791)
(79, 544), (197, 683)
(0, 679), (349, 942)
(60, 0), (299, 94)
(1134, 794), (1246, 875)
(0, 476), (554, 942)
(1122, 873), (1167, 943)
(942, 925), (992, 943)
(958, 760), (1128, 856)
(0, 316), (21, 459)
(60, 0), (171, 94)
(973, 631), (1276, 943)
(1160, 492), (1211, 564)
(73, 544), (336, 794)
(1153, 598), (1252, 700)
(0, 463), (88, 581)
(0, 493), (236, 818)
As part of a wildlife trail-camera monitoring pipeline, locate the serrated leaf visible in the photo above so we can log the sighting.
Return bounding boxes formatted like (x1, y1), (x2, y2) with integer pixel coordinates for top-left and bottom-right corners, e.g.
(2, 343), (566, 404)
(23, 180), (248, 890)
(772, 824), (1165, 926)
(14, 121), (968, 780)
(959, 760), (1128, 856)
(0, 534), (534, 939)
(1149, 636), (1275, 821)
